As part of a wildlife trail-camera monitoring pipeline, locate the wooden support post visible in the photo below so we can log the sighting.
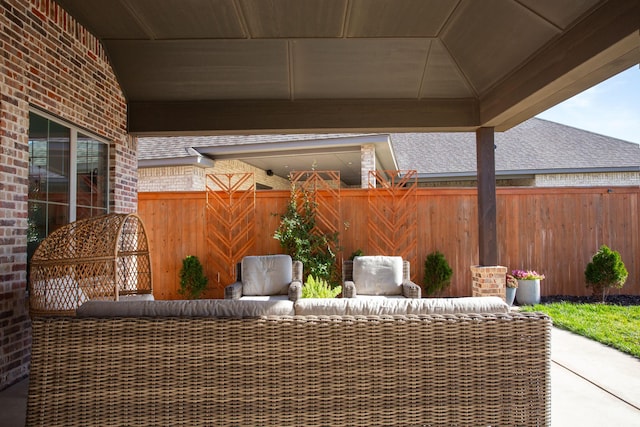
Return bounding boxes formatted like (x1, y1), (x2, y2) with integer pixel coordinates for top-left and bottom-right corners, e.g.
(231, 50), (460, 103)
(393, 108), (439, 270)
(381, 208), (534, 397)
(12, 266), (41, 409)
(476, 127), (497, 266)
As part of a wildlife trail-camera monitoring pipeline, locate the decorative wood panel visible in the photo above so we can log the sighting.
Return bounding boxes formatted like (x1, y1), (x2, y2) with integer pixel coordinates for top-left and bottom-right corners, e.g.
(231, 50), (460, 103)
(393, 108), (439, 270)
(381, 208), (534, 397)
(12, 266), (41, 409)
(205, 173), (255, 288)
(367, 170), (418, 280)
(289, 170), (342, 255)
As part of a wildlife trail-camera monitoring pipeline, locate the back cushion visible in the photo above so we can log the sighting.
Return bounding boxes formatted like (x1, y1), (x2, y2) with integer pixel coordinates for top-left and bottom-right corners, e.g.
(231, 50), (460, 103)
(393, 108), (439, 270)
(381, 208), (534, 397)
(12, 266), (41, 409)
(353, 256), (403, 295)
(242, 255), (293, 296)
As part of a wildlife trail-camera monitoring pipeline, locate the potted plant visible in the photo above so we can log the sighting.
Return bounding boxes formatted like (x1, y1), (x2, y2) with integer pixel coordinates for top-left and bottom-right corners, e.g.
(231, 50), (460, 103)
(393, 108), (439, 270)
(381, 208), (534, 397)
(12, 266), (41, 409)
(585, 245), (628, 303)
(505, 273), (518, 306)
(512, 269), (545, 305)
(422, 251), (453, 296)
(178, 255), (208, 299)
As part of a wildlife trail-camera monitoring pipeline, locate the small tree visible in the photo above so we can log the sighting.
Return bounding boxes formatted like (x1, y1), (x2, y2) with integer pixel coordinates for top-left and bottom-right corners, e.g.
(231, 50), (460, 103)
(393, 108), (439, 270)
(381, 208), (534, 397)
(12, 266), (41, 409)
(178, 255), (208, 299)
(273, 186), (340, 287)
(422, 250), (453, 296)
(585, 245), (628, 303)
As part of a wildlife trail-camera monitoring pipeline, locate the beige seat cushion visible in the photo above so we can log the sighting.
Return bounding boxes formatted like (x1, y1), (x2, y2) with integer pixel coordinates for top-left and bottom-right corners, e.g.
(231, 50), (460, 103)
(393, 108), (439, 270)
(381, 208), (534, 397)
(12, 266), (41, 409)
(353, 256), (403, 295)
(119, 293), (155, 301)
(239, 295), (291, 301)
(294, 297), (509, 316)
(242, 255), (292, 296)
(76, 299), (295, 317)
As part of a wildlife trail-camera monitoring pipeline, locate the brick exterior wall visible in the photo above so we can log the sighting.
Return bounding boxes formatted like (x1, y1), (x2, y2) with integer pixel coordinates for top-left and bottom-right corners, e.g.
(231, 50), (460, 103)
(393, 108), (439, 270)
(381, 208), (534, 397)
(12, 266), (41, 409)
(414, 172), (640, 188)
(419, 178), (536, 187)
(1, 0), (135, 390)
(535, 171), (640, 187)
(361, 144), (376, 188)
(138, 160), (290, 192)
(139, 166), (207, 192)
(470, 265), (507, 300)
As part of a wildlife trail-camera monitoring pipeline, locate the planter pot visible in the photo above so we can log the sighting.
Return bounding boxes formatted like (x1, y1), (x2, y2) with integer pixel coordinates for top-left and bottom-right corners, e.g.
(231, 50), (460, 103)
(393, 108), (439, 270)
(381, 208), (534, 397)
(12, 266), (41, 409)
(516, 279), (540, 305)
(505, 287), (517, 306)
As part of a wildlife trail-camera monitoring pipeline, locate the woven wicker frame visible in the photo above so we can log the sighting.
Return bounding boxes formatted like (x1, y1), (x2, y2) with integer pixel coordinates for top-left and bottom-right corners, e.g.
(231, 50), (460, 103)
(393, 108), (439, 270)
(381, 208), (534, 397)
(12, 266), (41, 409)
(29, 213), (152, 316)
(27, 312), (551, 426)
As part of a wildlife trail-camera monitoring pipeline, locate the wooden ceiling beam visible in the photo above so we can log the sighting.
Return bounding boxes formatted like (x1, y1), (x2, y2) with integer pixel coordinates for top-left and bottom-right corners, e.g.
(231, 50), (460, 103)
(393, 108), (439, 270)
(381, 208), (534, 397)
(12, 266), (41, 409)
(127, 98), (479, 136)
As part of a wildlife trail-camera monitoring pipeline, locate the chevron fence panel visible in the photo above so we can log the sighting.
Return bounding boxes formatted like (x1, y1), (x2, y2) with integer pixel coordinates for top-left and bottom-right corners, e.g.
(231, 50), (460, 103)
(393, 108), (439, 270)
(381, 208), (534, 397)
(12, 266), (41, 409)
(206, 173), (256, 289)
(289, 170), (342, 259)
(367, 170), (418, 280)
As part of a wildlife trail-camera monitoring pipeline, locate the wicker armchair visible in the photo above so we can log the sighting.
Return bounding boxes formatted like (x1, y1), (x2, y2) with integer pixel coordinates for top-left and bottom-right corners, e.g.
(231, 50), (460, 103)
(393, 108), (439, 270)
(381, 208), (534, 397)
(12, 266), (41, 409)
(29, 213), (153, 316)
(342, 255), (421, 298)
(224, 254), (303, 301)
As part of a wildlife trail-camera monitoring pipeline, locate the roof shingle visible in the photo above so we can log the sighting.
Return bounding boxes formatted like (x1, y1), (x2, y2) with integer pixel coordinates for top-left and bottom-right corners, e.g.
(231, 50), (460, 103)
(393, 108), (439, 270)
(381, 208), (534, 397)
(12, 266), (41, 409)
(138, 118), (640, 174)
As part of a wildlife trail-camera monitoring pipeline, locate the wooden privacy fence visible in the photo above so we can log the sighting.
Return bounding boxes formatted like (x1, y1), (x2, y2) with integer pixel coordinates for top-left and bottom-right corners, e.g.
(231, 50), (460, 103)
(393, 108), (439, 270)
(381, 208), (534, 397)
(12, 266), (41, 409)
(138, 186), (639, 300)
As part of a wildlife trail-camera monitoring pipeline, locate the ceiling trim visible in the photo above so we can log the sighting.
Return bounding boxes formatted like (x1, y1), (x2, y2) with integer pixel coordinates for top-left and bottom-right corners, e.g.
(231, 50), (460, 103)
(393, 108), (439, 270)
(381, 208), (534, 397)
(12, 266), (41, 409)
(138, 155), (214, 169)
(194, 133), (398, 175)
(201, 145), (360, 160)
(194, 134), (389, 157)
(128, 98), (479, 136)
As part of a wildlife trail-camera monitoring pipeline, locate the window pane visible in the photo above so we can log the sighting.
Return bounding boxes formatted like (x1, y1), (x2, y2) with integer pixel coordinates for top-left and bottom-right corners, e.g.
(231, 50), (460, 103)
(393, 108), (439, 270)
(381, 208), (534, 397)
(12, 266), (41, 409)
(28, 113), (71, 262)
(47, 120), (70, 205)
(27, 201), (47, 257)
(76, 134), (108, 219)
(29, 114), (48, 202)
(47, 202), (69, 236)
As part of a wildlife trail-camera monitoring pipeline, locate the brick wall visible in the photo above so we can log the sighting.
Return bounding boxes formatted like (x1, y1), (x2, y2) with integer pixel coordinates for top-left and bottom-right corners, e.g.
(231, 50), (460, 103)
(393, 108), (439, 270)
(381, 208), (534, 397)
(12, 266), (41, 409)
(419, 178), (536, 187)
(361, 144), (375, 188)
(139, 166), (205, 192)
(138, 160), (291, 192)
(0, 0), (134, 390)
(536, 172), (640, 187)
(471, 265), (507, 300)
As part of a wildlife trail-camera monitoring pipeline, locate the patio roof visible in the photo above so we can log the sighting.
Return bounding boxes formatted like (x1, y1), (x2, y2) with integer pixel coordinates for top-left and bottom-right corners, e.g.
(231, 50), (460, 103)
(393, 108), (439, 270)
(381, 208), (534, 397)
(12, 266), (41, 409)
(139, 133), (395, 185)
(55, 0), (639, 136)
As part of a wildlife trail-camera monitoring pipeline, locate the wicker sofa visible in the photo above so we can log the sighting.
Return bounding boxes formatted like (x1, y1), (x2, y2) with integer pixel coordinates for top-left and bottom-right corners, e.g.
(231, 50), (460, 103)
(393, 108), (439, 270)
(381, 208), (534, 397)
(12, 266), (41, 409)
(27, 298), (551, 427)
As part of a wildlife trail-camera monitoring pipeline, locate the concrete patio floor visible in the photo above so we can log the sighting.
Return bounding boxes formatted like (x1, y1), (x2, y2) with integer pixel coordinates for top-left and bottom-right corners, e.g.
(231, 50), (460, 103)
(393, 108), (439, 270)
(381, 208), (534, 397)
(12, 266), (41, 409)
(2, 327), (639, 426)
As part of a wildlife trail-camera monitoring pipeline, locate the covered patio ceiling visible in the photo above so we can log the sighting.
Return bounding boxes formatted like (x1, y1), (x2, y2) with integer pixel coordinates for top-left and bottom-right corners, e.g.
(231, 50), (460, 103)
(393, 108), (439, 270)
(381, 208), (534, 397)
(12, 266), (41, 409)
(55, 0), (638, 137)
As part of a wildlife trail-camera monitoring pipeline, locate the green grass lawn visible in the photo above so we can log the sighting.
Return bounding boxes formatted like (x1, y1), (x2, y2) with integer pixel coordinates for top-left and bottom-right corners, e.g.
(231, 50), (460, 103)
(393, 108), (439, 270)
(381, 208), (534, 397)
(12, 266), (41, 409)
(520, 302), (640, 359)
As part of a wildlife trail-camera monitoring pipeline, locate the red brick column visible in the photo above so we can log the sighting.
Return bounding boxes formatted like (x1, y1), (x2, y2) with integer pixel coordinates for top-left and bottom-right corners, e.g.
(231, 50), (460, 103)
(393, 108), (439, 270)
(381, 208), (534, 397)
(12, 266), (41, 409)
(470, 265), (507, 300)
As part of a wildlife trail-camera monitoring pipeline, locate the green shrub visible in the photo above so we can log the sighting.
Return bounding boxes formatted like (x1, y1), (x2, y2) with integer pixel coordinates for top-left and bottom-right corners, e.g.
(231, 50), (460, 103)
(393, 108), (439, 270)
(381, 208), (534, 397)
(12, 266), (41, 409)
(302, 275), (342, 298)
(178, 255), (208, 299)
(585, 245), (628, 303)
(349, 249), (364, 260)
(273, 186), (340, 285)
(422, 250), (453, 296)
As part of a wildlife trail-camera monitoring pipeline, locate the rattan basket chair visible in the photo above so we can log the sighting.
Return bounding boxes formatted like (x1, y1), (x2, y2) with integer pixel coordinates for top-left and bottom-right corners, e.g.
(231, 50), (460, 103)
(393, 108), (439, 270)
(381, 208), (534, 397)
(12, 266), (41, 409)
(29, 213), (153, 316)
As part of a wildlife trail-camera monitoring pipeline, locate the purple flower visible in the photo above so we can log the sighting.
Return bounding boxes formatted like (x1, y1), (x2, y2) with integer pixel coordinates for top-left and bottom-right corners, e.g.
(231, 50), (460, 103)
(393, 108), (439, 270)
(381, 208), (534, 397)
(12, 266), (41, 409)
(511, 269), (545, 280)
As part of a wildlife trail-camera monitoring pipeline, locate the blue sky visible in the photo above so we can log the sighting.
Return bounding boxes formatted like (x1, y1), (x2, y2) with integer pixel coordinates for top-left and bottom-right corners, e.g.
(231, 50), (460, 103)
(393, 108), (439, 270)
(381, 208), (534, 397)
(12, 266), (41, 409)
(536, 65), (640, 144)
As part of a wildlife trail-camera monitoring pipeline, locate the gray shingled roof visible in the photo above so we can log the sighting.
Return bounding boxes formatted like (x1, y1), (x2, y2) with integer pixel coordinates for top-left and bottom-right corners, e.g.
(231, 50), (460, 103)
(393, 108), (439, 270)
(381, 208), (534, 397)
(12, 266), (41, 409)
(138, 133), (364, 160)
(390, 118), (640, 176)
(138, 118), (640, 174)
